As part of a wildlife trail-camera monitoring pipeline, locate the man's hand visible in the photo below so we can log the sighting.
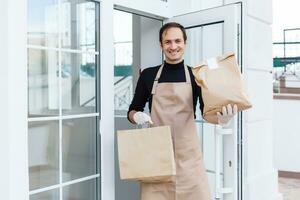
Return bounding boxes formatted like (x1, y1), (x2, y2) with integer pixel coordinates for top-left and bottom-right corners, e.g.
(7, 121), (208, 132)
(217, 104), (238, 127)
(133, 111), (153, 125)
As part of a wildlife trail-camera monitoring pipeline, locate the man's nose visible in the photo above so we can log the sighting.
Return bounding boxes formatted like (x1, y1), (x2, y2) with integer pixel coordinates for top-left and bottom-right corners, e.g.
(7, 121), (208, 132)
(169, 42), (177, 49)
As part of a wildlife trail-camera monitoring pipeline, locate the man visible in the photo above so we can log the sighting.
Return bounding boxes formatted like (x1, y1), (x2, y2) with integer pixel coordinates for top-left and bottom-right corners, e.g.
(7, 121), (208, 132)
(127, 22), (237, 200)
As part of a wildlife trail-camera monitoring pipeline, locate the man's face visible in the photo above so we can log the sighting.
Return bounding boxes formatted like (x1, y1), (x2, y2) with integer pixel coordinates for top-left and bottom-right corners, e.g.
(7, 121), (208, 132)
(160, 27), (186, 64)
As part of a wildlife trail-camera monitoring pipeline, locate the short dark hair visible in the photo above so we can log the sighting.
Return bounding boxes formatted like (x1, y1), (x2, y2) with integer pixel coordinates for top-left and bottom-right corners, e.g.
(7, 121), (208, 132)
(159, 22), (187, 43)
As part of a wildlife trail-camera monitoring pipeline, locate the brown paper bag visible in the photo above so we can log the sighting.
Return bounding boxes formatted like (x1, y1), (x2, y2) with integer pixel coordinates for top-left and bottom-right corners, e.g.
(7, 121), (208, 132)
(117, 126), (176, 182)
(192, 53), (252, 124)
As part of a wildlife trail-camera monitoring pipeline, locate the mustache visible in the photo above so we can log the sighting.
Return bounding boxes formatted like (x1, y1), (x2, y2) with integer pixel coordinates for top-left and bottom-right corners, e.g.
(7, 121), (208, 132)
(167, 49), (180, 52)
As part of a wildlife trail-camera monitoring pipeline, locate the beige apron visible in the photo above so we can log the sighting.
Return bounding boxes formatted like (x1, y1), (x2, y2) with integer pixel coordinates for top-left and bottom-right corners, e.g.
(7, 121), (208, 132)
(140, 64), (211, 200)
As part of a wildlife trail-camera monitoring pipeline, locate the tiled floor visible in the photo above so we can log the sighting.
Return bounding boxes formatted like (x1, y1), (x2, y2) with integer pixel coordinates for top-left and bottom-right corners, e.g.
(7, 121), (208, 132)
(279, 177), (300, 200)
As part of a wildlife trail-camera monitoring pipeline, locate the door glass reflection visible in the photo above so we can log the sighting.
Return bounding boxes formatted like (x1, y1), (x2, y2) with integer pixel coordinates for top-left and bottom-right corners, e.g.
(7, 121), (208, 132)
(62, 117), (96, 182)
(28, 121), (59, 190)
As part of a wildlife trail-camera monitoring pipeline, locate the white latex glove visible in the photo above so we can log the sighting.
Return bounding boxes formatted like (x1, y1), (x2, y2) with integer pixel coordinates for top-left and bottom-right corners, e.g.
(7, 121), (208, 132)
(217, 104), (238, 127)
(133, 111), (153, 125)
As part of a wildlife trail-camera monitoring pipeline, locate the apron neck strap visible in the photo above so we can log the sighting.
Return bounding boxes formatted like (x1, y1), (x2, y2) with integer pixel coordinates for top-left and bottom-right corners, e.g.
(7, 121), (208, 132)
(151, 63), (191, 95)
(151, 64), (164, 95)
(184, 65), (191, 84)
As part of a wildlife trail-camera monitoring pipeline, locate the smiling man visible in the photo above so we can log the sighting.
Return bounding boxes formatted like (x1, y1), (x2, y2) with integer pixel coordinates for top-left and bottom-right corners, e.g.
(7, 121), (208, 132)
(127, 22), (235, 200)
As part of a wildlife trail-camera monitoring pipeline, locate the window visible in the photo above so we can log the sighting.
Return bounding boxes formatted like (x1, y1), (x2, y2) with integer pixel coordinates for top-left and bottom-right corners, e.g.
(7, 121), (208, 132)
(27, 0), (100, 199)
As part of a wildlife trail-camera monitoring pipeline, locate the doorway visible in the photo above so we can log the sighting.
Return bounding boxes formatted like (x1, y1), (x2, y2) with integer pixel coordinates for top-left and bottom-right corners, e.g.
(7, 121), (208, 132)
(113, 3), (242, 200)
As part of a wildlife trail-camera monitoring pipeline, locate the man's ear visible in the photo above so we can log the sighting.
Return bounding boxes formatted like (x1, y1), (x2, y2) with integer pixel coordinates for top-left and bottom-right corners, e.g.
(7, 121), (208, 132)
(159, 42), (163, 49)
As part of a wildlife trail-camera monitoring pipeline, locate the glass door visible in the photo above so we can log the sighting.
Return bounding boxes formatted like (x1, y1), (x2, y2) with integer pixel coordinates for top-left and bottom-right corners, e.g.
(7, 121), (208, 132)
(27, 0), (100, 199)
(166, 3), (242, 200)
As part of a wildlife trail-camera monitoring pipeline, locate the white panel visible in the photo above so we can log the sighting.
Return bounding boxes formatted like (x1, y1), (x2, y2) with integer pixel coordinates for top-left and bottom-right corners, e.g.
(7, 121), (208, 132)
(224, 0), (241, 4)
(244, 17), (272, 71)
(201, 0), (223, 10)
(0, 0), (28, 198)
(190, 0), (202, 11)
(169, 0), (193, 16)
(244, 70), (273, 122)
(114, 0), (171, 18)
(245, 170), (278, 200)
(247, 0), (272, 24)
(171, 0), (223, 16)
(0, 1), (10, 199)
(202, 23), (223, 59)
(244, 120), (274, 177)
(273, 99), (300, 172)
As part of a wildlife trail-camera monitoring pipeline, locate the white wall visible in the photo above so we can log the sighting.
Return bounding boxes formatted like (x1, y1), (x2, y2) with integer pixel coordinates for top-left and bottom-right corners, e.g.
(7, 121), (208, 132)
(171, 0), (223, 16)
(242, 0), (278, 199)
(274, 99), (300, 172)
(0, 0), (29, 199)
(0, 1), (10, 199)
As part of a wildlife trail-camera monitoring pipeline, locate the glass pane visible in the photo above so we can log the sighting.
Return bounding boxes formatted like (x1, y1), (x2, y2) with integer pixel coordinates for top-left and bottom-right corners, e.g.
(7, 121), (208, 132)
(61, 52), (96, 115)
(203, 123), (216, 172)
(114, 43), (133, 113)
(195, 121), (204, 153)
(202, 23), (223, 59)
(185, 24), (226, 72)
(63, 179), (97, 200)
(62, 117), (96, 182)
(113, 10), (133, 115)
(113, 9), (132, 42)
(28, 49), (59, 117)
(61, 0), (96, 51)
(30, 189), (59, 200)
(202, 122), (220, 198)
(285, 44), (300, 58)
(285, 30), (300, 43)
(185, 26), (203, 66)
(28, 0), (58, 47)
(28, 121), (59, 190)
(273, 44), (284, 58)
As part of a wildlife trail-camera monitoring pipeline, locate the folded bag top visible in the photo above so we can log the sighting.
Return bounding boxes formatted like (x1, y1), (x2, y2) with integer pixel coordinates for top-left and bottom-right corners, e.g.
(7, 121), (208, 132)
(192, 53), (252, 124)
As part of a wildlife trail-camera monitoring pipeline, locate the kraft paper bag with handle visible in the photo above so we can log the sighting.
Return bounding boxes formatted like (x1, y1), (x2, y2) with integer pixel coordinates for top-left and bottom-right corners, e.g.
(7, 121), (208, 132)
(117, 125), (176, 182)
(192, 53), (252, 124)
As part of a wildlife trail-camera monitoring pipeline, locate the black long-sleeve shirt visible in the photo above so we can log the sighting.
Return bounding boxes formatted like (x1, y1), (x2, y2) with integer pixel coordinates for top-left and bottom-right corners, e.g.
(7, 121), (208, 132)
(128, 60), (204, 119)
